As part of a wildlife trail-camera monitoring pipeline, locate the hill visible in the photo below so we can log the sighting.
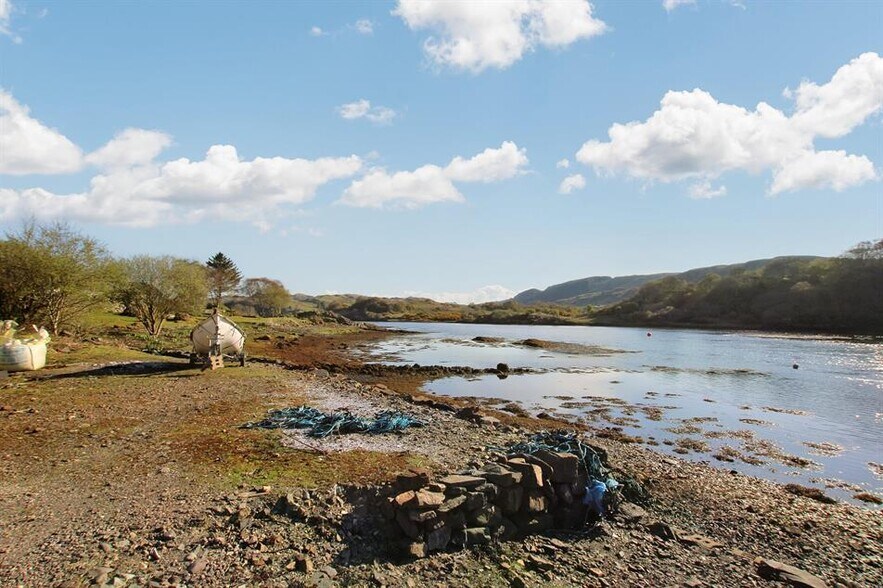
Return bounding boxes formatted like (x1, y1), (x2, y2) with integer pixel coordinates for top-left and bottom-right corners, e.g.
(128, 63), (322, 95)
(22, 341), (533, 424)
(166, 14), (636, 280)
(513, 257), (821, 307)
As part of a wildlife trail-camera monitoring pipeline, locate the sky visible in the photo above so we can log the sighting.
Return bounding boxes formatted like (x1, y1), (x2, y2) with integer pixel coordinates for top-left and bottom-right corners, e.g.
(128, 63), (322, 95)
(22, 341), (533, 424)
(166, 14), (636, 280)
(0, 0), (881, 303)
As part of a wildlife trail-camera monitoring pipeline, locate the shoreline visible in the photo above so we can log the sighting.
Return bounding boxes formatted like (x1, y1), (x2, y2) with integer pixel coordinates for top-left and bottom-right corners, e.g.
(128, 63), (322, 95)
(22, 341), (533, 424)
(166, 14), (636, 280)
(0, 322), (880, 587)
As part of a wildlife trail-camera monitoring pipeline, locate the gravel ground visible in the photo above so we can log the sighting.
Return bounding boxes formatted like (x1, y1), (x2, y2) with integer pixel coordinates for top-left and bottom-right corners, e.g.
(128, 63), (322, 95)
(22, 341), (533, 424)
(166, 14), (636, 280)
(1, 359), (880, 588)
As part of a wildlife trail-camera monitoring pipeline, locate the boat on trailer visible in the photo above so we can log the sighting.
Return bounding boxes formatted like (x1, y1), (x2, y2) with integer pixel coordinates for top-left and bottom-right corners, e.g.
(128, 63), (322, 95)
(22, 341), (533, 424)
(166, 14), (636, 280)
(189, 311), (246, 367)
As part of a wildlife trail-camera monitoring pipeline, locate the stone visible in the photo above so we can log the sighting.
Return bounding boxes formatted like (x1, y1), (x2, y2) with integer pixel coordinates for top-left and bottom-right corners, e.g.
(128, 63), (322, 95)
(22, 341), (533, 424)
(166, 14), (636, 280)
(468, 504), (503, 528)
(496, 363), (509, 372)
(480, 465), (522, 487)
(555, 483), (574, 505)
(524, 490), (549, 513)
(756, 558), (827, 588)
(678, 533), (723, 550)
(532, 450), (579, 484)
(527, 554), (554, 571)
(647, 521), (679, 541)
(188, 558), (208, 575)
(465, 492), (486, 511)
(464, 527), (492, 545)
(408, 509), (437, 523)
(475, 482), (499, 499)
(445, 485), (467, 497)
(406, 542), (427, 559)
(513, 453), (554, 483)
(497, 486), (524, 515)
(506, 458), (543, 488)
(393, 491), (416, 507)
(426, 524), (451, 552)
(413, 490), (445, 508)
(437, 495), (467, 514)
(497, 517), (518, 540)
(395, 469), (430, 491)
(295, 555), (314, 573)
(439, 474), (485, 489)
(396, 509), (420, 539)
(617, 502), (647, 524)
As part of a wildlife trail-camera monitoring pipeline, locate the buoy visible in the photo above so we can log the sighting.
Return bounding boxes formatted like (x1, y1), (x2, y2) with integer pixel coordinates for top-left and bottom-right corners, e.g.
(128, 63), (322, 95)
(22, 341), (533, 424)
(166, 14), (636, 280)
(792, 363), (799, 370)
(647, 332), (652, 337)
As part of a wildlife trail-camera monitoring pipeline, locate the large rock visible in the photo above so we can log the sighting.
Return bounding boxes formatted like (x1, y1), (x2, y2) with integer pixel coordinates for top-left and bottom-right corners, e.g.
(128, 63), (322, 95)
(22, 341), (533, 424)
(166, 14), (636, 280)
(497, 486), (524, 515)
(756, 558), (827, 588)
(412, 490), (445, 508)
(468, 504), (503, 528)
(437, 495), (467, 514)
(426, 523), (452, 552)
(532, 450), (579, 484)
(395, 469), (431, 491)
(524, 489), (549, 513)
(465, 491), (486, 511)
(617, 502), (647, 524)
(464, 527), (492, 545)
(395, 509), (420, 539)
(480, 464), (522, 487)
(506, 458), (544, 488)
(439, 474), (485, 489)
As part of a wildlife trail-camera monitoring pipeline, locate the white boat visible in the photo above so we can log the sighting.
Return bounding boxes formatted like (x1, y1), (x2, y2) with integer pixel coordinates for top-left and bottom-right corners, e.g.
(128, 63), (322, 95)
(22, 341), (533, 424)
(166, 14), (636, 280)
(0, 321), (50, 372)
(189, 312), (246, 365)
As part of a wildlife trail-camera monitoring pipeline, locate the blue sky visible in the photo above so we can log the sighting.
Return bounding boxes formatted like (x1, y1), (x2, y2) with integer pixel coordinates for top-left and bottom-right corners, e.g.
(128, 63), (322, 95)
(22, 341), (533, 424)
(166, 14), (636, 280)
(1, 0), (881, 302)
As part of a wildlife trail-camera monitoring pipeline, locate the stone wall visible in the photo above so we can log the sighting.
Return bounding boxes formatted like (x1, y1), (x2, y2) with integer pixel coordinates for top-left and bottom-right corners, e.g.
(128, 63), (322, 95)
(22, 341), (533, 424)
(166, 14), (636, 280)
(382, 451), (593, 558)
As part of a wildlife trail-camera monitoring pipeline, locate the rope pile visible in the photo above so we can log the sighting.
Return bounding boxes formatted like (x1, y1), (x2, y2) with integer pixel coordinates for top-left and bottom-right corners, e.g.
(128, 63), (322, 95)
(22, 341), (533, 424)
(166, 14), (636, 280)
(243, 405), (426, 438)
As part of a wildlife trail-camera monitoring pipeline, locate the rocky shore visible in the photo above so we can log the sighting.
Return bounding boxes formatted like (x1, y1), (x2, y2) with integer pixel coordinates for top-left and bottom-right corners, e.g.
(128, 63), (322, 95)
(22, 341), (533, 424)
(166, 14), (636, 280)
(1, 328), (880, 587)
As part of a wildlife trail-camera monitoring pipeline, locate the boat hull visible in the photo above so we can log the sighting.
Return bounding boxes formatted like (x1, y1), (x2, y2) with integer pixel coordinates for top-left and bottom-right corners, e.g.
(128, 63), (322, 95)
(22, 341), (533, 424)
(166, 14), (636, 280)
(190, 315), (246, 356)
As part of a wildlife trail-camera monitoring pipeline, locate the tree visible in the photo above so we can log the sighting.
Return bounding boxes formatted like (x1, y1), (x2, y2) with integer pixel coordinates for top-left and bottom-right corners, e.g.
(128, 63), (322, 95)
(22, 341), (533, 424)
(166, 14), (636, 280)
(241, 277), (292, 317)
(0, 222), (118, 334)
(115, 256), (208, 337)
(206, 252), (242, 309)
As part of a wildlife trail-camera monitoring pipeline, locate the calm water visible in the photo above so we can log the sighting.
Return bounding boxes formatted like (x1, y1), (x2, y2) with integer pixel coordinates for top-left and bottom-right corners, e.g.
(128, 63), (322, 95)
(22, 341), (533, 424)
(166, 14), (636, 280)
(363, 322), (883, 505)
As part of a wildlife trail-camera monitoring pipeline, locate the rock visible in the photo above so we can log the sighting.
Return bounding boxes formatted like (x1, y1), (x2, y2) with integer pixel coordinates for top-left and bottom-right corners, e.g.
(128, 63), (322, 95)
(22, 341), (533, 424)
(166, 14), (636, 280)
(396, 509), (420, 539)
(295, 554), (314, 574)
(412, 490), (445, 508)
(496, 363), (510, 372)
(678, 533), (724, 550)
(497, 486), (524, 515)
(468, 504), (503, 528)
(506, 458), (543, 488)
(756, 558), (827, 588)
(475, 482), (499, 499)
(439, 474), (485, 489)
(554, 483), (574, 505)
(465, 492), (487, 511)
(406, 542), (427, 559)
(524, 490), (548, 513)
(426, 523), (451, 552)
(464, 527), (492, 545)
(531, 450), (579, 484)
(437, 495), (467, 514)
(647, 521), (679, 541)
(396, 469), (431, 491)
(481, 465), (522, 487)
(188, 558), (208, 575)
(527, 554), (554, 571)
(617, 502), (647, 524)
(408, 509), (438, 523)
(394, 490), (417, 506)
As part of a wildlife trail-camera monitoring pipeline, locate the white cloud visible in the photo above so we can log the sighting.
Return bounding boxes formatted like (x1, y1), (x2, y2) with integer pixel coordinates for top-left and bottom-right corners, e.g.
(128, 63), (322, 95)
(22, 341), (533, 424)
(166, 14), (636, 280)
(445, 141), (528, 182)
(402, 284), (516, 304)
(576, 52), (883, 195)
(688, 180), (727, 199)
(337, 99), (397, 124)
(2, 144), (363, 227)
(558, 173), (586, 194)
(662, 0), (696, 12)
(0, 0), (21, 43)
(556, 158), (570, 169)
(0, 90), (83, 174)
(354, 19), (373, 35)
(393, 0), (607, 72)
(85, 128), (173, 169)
(339, 141), (528, 208)
(310, 26), (325, 37)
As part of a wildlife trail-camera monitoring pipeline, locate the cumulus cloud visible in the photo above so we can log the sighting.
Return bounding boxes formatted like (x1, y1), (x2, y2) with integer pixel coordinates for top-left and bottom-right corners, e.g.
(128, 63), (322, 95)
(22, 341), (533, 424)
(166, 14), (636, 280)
(556, 158), (570, 169)
(85, 128), (173, 169)
(558, 173), (586, 194)
(309, 26), (325, 37)
(354, 19), (373, 35)
(576, 52), (883, 195)
(339, 141), (528, 208)
(662, 0), (696, 12)
(0, 90), (83, 174)
(688, 180), (727, 199)
(402, 284), (516, 304)
(337, 99), (397, 124)
(2, 143), (363, 227)
(393, 0), (607, 72)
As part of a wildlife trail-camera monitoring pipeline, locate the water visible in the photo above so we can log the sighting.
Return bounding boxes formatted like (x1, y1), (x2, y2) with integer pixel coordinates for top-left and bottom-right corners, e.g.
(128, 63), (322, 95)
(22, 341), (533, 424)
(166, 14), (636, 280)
(362, 322), (883, 505)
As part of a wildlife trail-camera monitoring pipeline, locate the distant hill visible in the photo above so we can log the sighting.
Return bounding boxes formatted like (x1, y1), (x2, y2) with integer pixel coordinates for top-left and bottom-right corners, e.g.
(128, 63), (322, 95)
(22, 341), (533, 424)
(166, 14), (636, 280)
(513, 257), (821, 307)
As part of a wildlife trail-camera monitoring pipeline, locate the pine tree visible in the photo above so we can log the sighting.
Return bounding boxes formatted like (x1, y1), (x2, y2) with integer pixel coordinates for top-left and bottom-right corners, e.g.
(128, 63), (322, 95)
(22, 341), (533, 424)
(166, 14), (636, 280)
(206, 252), (242, 309)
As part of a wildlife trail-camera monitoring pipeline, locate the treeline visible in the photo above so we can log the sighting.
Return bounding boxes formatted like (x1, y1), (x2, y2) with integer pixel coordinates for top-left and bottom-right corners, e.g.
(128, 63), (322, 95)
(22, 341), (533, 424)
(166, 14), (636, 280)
(0, 223), (296, 338)
(591, 239), (883, 334)
(322, 296), (590, 325)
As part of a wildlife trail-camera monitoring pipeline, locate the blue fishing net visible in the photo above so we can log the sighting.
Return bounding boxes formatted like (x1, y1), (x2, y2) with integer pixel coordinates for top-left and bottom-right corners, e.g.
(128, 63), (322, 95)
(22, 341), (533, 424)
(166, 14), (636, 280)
(243, 405), (426, 438)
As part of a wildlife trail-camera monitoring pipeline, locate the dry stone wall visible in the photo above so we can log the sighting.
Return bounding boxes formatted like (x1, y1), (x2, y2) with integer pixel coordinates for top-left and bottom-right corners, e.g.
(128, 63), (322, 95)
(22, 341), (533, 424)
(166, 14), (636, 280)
(382, 452), (593, 558)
